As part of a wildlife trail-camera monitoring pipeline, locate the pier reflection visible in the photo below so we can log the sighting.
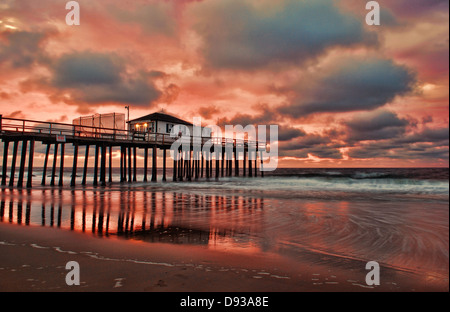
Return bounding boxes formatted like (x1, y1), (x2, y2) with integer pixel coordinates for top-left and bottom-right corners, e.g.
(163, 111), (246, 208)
(0, 187), (265, 250)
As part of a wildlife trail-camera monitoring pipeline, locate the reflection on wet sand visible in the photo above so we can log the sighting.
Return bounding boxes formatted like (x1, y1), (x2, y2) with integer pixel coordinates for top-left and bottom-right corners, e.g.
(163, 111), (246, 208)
(0, 188), (265, 249)
(1, 185), (447, 281)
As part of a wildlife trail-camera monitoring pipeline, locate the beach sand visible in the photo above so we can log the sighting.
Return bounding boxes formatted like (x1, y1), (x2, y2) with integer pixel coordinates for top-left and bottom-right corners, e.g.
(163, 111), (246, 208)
(0, 222), (447, 292)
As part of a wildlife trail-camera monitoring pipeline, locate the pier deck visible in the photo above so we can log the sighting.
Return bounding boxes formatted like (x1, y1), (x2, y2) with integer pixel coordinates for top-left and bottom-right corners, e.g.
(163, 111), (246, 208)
(0, 115), (265, 188)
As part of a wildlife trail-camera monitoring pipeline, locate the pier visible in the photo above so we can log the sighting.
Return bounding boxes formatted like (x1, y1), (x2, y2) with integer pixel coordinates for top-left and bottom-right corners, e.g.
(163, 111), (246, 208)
(0, 115), (266, 188)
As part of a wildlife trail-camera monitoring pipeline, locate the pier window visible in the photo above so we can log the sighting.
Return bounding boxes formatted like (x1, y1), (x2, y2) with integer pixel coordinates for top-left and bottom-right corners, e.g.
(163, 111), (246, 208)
(134, 122), (152, 133)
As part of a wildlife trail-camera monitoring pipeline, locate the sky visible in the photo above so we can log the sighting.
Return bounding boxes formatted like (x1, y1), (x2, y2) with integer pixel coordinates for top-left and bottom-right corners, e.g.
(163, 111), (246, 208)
(0, 0), (448, 168)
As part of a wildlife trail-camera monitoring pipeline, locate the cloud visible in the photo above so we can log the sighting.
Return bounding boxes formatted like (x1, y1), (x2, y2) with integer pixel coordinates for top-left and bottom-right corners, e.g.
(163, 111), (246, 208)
(4, 110), (25, 118)
(217, 104), (278, 126)
(279, 133), (343, 159)
(158, 83), (181, 104)
(281, 146), (343, 160)
(279, 56), (417, 117)
(110, 2), (178, 37)
(191, 0), (377, 70)
(0, 30), (49, 69)
(349, 142), (449, 160)
(0, 90), (14, 99)
(385, 0), (449, 18)
(345, 109), (410, 141)
(281, 134), (331, 150)
(395, 127), (449, 144)
(52, 52), (123, 87)
(50, 51), (162, 106)
(348, 126), (449, 160)
(197, 105), (221, 119)
(278, 126), (306, 142)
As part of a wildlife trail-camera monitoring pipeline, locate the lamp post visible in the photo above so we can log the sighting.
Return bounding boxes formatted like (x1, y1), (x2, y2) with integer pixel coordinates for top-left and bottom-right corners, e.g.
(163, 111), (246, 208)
(125, 106), (129, 130)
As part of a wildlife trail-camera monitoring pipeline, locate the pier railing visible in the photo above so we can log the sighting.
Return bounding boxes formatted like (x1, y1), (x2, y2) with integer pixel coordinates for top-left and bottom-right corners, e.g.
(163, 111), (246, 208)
(0, 116), (264, 148)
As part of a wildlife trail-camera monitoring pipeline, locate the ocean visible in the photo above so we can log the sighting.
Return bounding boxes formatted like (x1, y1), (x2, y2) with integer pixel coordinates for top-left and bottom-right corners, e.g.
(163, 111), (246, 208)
(1, 167), (449, 286)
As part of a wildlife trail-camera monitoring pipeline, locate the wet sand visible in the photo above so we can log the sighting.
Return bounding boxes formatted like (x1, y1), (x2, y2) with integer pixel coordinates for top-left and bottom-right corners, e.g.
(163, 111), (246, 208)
(0, 222), (447, 292)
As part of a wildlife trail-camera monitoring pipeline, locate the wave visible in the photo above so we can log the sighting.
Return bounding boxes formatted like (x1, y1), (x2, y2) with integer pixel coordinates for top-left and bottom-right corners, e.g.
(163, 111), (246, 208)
(266, 168), (449, 181)
(137, 175), (449, 203)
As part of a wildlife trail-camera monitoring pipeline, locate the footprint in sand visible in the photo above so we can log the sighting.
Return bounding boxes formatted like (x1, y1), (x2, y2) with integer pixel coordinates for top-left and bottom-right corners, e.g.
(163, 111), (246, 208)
(155, 279), (168, 287)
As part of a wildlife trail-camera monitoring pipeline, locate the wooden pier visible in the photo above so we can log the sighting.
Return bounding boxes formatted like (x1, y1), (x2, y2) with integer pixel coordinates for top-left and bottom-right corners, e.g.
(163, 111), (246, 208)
(0, 115), (266, 188)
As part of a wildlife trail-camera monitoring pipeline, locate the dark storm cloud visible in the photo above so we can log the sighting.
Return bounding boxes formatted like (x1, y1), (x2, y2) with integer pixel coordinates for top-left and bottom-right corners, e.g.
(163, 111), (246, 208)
(349, 143), (449, 160)
(279, 134), (343, 159)
(348, 125), (449, 160)
(343, 109), (448, 160)
(192, 0), (377, 70)
(385, 0), (449, 18)
(278, 126), (306, 142)
(345, 109), (410, 141)
(215, 107), (306, 142)
(0, 31), (49, 69)
(279, 57), (416, 117)
(280, 134), (331, 150)
(51, 51), (162, 106)
(395, 127), (449, 145)
(52, 52), (123, 87)
(280, 145), (343, 159)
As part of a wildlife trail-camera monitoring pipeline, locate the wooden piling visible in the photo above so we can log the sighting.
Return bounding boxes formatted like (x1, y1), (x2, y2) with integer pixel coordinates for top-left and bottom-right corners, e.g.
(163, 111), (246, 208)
(151, 145), (157, 182)
(254, 152), (257, 177)
(235, 149), (239, 177)
(243, 148), (246, 177)
(209, 152), (212, 177)
(197, 157), (200, 180)
(133, 147), (137, 182)
(205, 151), (210, 179)
(93, 144), (99, 186)
(143, 147), (148, 182)
(101, 144), (107, 186)
(178, 150), (183, 181)
(191, 151), (195, 178)
(109, 146), (113, 183)
(82, 145), (89, 186)
(41, 144), (50, 186)
(123, 146), (127, 182)
(1, 140), (9, 186)
(228, 153), (232, 177)
(120, 146), (124, 182)
(201, 151), (204, 178)
(59, 143), (65, 186)
(163, 149), (167, 182)
(26, 140), (34, 188)
(215, 153), (220, 179)
(173, 155), (177, 182)
(183, 153), (187, 179)
(17, 140), (27, 188)
(221, 148), (225, 177)
(248, 150), (253, 178)
(127, 147), (132, 183)
(71, 142), (78, 187)
(187, 151), (191, 181)
(50, 143), (58, 186)
(194, 151), (199, 180)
